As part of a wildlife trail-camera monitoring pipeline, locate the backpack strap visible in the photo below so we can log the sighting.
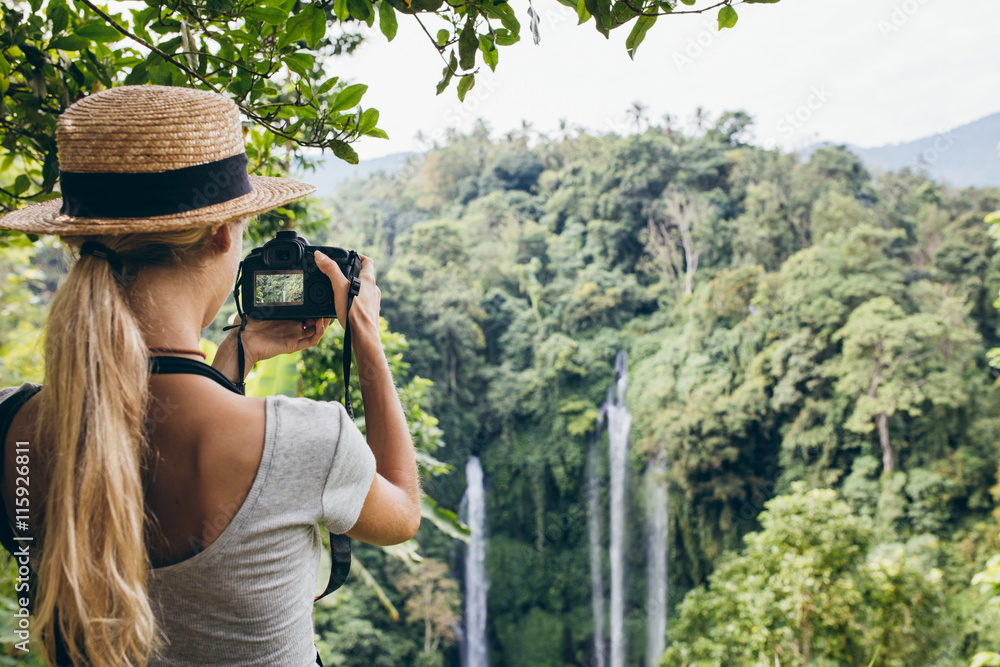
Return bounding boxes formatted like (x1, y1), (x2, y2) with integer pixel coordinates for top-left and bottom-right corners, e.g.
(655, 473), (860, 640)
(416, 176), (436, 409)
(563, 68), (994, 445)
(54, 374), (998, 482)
(0, 384), (42, 557)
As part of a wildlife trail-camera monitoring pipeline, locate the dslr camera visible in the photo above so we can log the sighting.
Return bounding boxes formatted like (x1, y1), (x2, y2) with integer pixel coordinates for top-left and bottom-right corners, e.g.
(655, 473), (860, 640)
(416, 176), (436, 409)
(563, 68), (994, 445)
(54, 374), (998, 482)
(240, 230), (362, 320)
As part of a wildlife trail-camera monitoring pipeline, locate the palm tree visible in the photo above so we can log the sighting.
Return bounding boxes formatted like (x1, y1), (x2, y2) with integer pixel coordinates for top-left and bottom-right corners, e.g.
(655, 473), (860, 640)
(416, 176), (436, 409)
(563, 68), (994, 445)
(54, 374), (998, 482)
(661, 113), (677, 142)
(692, 106), (710, 135)
(518, 119), (534, 149)
(627, 101), (648, 133)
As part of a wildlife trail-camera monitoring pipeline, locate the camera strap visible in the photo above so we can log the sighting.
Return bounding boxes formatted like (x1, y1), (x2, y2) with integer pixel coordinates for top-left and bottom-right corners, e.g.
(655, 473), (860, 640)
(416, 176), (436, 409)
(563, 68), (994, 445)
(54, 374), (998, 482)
(225, 253), (364, 602)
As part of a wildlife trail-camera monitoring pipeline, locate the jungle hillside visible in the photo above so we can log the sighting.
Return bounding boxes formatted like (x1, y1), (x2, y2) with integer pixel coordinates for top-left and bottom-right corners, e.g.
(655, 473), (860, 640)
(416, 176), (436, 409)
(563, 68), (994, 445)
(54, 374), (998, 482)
(2, 116), (1000, 666)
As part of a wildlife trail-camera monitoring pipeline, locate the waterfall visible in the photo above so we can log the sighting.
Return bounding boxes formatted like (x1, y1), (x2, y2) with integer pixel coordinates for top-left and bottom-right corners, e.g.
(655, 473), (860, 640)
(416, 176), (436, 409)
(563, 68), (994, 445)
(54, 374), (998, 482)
(605, 351), (631, 667)
(462, 456), (489, 667)
(645, 455), (668, 666)
(587, 439), (606, 667)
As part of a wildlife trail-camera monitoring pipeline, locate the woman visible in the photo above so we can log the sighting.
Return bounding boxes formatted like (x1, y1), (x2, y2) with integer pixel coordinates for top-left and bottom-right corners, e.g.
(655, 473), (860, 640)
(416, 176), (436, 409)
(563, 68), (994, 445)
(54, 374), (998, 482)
(0, 85), (420, 666)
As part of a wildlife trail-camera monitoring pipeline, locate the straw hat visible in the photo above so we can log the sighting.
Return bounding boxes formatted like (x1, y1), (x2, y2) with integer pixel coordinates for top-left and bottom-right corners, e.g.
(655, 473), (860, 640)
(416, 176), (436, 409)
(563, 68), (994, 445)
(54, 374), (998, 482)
(0, 85), (316, 236)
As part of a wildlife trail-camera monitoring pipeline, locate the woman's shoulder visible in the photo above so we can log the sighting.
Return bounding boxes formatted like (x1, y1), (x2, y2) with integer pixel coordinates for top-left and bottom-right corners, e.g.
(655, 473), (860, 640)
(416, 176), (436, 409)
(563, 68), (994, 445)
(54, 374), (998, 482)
(268, 394), (351, 426)
(148, 374), (267, 471)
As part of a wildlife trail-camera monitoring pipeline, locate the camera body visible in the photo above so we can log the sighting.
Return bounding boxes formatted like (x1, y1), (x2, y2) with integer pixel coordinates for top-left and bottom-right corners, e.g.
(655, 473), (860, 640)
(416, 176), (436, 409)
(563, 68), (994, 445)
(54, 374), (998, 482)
(240, 231), (361, 320)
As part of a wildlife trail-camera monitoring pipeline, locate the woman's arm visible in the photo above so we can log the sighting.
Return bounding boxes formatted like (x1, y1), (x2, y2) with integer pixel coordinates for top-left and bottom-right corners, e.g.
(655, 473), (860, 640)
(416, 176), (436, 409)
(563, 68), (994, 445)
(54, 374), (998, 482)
(317, 252), (421, 545)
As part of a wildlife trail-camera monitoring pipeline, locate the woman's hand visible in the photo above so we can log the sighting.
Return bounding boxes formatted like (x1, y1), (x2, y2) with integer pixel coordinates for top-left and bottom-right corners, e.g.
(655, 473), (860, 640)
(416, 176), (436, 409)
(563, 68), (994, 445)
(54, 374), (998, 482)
(212, 315), (331, 383)
(315, 251), (381, 343)
(238, 315), (332, 364)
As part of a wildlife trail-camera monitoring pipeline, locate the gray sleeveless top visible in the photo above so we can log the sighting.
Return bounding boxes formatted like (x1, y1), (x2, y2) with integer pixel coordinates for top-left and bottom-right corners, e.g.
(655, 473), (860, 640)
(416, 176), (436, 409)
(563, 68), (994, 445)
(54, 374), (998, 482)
(148, 395), (376, 666)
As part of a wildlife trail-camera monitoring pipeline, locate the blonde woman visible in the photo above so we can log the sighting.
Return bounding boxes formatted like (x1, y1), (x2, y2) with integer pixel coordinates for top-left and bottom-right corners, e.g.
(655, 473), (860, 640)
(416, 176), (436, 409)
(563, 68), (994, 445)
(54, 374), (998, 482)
(0, 86), (420, 666)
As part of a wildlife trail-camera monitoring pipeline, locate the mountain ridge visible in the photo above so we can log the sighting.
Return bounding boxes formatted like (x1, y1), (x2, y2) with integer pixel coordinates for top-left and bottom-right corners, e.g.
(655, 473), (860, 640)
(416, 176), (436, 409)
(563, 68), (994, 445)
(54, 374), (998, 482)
(802, 112), (1000, 188)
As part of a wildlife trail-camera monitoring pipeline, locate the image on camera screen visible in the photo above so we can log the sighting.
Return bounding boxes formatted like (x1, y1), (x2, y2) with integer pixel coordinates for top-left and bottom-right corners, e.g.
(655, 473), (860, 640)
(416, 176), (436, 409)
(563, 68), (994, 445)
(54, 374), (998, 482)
(254, 270), (304, 306)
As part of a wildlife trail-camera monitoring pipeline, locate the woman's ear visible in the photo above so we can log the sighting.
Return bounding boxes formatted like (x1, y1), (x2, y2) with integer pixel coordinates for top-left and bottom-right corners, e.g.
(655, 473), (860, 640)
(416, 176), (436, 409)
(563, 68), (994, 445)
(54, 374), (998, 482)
(210, 224), (233, 253)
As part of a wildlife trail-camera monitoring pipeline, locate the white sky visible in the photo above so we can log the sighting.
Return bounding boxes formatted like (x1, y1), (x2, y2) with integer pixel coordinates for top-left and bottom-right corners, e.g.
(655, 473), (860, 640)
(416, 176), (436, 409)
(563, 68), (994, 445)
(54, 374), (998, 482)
(325, 0), (1000, 160)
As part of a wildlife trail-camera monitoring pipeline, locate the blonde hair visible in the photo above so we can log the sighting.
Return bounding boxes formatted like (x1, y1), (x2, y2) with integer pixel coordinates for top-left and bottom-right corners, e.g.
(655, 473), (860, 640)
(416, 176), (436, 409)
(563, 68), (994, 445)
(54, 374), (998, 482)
(34, 221), (242, 666)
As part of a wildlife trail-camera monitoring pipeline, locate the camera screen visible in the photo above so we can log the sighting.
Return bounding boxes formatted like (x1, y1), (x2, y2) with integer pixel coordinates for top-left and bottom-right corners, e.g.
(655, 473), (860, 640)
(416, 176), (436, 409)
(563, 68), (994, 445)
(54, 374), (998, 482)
(254, 270), (304, 306)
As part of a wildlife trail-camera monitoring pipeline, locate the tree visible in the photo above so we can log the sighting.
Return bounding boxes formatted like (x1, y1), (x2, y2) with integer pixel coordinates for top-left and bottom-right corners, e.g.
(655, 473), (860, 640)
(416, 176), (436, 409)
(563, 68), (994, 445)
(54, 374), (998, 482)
(646, 187), (715, 297)
(971, 555), (1000, 667)
(663, 485), (948, 667)
(394, 558), (461, 658)
(627, 100), (648, 132)
(825, 295), (979, 473)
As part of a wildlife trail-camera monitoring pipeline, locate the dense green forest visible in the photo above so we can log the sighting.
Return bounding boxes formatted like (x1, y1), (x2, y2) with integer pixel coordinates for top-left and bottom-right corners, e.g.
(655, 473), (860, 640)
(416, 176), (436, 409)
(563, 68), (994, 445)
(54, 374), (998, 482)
(2, 113), (1000, 666)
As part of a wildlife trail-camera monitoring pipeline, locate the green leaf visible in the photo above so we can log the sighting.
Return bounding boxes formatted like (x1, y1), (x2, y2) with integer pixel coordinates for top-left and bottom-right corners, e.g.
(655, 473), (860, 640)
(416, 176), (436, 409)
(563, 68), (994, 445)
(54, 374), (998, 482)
(295, 105), (319, 119)
(75, 22), (125, 43)
(346, 0), (372, 21)
(308, 4), (328, 47)
(317, 75), (340, 95)
(284, 52), (315, 78)
(481, 2), (520, 34)
(480, 34), (498, 71)
(357, 108), (379, 135)
(457, 73), (475, 101)
(612, 0), (638, 24)
(583, 0), (611, 37)
(13, 175), (30, 196)
(458, 18), (477, 71)
(421, 496), (470, 542)
(493, 28), (519, 46)
(575, 0), (591, 24)
(435, 52), (457, 95)
(378, 1), (398, 41)
(48, 35), (90, 51)
(123, 59), (149, 85)
(244, 6), (288, 23)
(331, 140), (359, 165)
(333, 0), (349, 22)
(625, 12), (656, 59)
(717, 4), (738, 29)
(0, 54), (9, 78)
(436, 29), (449, 46)
(130, 7), (158, 40)
(49, 4), (69, 36)
(366, 128), (389, 139)
(331, 83), (367, 111)
(280, 11), (315, 47)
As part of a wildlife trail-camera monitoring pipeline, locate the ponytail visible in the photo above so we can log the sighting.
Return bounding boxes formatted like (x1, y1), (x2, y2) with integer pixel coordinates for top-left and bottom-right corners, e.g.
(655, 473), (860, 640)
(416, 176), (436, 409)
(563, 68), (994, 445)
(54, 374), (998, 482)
(33, 223), (234, 665)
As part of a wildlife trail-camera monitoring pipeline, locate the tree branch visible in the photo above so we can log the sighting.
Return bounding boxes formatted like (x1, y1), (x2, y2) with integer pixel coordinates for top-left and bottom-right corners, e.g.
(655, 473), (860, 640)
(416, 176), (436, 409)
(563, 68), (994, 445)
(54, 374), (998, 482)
(622, 0), (739, 19)
(76, 0), (352, 150)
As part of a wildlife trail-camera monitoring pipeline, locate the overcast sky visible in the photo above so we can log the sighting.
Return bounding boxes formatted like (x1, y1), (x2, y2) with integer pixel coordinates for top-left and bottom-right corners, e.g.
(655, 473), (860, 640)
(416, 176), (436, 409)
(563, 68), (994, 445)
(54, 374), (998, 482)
(323, 0), (1000, 161)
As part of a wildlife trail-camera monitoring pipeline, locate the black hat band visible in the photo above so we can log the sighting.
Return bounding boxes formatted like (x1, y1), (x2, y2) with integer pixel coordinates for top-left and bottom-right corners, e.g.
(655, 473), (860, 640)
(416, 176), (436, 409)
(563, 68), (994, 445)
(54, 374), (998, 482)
(59, 153), (253, 219)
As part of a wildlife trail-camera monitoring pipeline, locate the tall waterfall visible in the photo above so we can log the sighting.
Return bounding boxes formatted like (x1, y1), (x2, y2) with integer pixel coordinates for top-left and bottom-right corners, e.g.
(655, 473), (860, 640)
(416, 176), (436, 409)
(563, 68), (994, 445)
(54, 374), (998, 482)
(605, 351), (631, 667)
(462, 456), (489, 667)
(645, 456), (669, 666)
(587, 440), (606, 667)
